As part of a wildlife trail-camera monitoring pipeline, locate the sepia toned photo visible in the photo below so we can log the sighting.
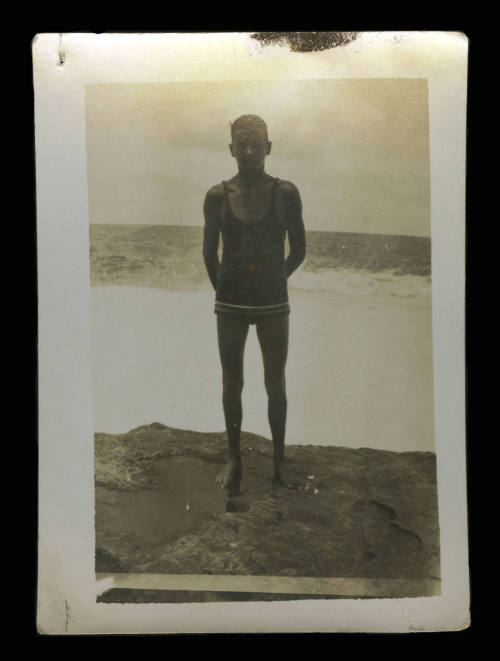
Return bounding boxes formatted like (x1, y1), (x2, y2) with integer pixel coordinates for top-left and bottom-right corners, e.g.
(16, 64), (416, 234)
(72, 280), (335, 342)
(88, 77), (439, 603)
(35, 32), (469, 633)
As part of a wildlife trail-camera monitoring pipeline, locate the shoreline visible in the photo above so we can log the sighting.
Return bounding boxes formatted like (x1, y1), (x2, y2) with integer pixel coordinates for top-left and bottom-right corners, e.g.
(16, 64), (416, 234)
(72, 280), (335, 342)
(91, 285), (435, 452)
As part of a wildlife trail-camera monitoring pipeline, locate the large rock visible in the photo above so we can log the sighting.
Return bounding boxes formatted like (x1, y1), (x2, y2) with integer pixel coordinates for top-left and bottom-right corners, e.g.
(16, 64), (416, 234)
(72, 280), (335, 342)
(95, 423), (440, 596)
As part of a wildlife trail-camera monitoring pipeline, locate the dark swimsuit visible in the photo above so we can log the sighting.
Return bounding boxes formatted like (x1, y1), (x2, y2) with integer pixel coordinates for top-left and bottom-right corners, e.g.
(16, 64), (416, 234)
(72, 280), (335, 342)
(214, 178), (290, 325)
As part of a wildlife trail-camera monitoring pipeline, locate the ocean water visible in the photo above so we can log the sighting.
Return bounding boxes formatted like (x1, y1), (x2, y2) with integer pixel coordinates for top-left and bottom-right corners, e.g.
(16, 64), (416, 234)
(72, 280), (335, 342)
(89, 224), (434, 452)
(89, 224), (431, 293)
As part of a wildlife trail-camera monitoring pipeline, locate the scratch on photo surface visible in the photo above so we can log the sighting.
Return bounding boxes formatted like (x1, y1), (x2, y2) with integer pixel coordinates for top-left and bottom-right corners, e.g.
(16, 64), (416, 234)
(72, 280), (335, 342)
(64, 599), (74, 632)
(58, 34), (65, 66)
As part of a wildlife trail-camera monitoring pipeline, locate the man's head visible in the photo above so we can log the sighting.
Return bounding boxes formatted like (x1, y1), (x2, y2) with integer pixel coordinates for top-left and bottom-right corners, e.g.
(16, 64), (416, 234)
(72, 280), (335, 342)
(229, 115), (272, 173)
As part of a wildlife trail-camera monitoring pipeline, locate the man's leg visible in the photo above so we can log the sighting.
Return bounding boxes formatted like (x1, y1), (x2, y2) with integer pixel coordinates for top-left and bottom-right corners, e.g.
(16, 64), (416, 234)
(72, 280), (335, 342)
(216, 313), (250, 488)
(256, 313), (294, 485)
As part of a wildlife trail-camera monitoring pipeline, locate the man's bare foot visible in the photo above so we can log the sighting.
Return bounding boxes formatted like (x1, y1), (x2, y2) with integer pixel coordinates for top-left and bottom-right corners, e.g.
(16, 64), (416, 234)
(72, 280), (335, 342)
(272, 458), (301, 489)
(216, 457), (242, 489)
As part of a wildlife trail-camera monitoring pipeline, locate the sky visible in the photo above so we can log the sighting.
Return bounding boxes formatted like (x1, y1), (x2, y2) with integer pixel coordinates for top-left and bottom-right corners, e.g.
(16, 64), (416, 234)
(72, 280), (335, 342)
(85, 78), (430, 236)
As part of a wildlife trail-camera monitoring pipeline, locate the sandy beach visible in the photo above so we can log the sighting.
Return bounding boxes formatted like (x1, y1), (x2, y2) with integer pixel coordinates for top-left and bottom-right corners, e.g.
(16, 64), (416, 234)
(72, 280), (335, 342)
(91, 273), (434, 452)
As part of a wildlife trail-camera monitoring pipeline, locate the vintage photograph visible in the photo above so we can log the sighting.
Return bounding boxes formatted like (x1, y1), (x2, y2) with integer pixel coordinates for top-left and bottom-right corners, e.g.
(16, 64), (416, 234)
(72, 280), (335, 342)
(88, 77), (439, 602)
(34, 31), (468, 632)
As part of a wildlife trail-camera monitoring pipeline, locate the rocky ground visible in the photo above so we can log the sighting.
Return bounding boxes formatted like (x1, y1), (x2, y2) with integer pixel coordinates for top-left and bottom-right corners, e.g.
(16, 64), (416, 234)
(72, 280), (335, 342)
(95, 423), (440, 602)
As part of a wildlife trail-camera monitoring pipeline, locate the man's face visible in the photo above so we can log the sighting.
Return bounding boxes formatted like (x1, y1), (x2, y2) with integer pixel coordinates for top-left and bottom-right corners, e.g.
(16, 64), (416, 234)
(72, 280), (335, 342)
(230, 128), (271, 173)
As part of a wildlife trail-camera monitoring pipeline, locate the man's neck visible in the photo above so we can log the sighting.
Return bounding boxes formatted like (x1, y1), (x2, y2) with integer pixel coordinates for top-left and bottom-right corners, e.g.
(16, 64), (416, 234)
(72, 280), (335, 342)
(238, 168), (266, 187)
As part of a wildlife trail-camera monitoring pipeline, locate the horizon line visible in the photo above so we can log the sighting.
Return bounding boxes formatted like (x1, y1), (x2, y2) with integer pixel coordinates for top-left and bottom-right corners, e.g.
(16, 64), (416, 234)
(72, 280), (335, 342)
(89, 222), (431, 240)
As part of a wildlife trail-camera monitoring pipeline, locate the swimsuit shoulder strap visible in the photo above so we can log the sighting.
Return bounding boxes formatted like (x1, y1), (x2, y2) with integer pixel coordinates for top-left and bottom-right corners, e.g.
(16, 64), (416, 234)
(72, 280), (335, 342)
(273, 177), (281, 201)
(272, 177), (280, 217)
(221, 180), (229, 220)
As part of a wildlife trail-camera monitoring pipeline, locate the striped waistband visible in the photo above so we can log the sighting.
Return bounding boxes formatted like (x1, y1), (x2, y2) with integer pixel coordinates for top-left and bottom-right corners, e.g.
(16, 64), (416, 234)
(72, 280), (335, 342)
(214, 300), (290, 315)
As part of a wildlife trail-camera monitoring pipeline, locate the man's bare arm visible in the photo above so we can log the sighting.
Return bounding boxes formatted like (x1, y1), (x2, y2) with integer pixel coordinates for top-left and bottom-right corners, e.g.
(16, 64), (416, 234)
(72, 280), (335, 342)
(203, 185), (223, 290)
(283, 182), (306, 278)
